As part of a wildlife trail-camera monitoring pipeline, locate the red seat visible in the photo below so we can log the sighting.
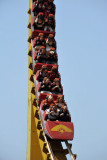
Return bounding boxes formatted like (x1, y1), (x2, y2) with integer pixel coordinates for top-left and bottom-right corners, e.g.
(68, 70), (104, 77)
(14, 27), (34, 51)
(32, 17), (36, 26)
(32, 39), (36, 48)
(37, 82), (41, 92)
(43, 111), (47, 120)
(35, 70), (39, 80)
(33, 51), (37, 61)
(40, 100), (44, 110)
(32, 2), (36, 12)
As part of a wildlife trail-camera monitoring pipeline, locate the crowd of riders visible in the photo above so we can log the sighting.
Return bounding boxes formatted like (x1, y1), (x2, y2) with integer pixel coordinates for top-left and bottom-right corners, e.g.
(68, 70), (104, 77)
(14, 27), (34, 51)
(33, 0), (71, 122)
(37, 65), (62, 94)
(42, 95), (71, 122)
(34, 33), (57, 64)
(33, 0), (55, 31)
(34, 33), (56, 50)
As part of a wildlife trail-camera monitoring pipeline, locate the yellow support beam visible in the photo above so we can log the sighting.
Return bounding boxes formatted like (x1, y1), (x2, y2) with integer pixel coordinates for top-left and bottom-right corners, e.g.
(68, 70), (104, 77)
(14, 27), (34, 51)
(27, 1), (51, 159)
(26, 65), (32, 160)
(27, 0), (44, 159)
(30, 102), (44, 160)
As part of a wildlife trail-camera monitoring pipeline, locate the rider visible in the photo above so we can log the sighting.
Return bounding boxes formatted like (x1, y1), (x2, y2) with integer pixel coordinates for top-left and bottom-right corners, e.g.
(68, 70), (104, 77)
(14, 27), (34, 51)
(34, 12), (45, 30)
(46, 34), (56, 51)
(44, 14), (55, 32)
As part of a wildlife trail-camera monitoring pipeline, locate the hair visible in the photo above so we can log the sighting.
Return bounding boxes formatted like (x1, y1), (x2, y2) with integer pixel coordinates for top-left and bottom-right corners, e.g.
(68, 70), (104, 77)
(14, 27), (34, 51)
(47, 95), (53, 101)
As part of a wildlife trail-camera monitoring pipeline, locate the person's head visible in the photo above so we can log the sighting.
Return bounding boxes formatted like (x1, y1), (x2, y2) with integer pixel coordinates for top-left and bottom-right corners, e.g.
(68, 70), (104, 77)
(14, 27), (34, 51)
(54, 78), (60, 83)
(50, 105), (57, 112)
(45, 78), (50, 84)
(38, 12), (44, 21)
(44, 1), (48, 7)
(56, 81), (60, 86)
(58, 96), (64, 103)
(41, 65), (47, 71)
(63, 105), (68, 112)
(51, 66), (58, 73)
(48, 34), (54, 43)
(52, 105), (56, 111)
(44, 68), (48, 74)
(38, 1), (43, 7)
(40, 46), (46, 54)
(50, 47), (56, 55)
(43, 77), (47, 82)
(49, 34), (54, 40)
(48, 14), (54, 21)
(39, 33), (44, 41)
(47, 95), (53, 102)
(53, 79), (60, 87)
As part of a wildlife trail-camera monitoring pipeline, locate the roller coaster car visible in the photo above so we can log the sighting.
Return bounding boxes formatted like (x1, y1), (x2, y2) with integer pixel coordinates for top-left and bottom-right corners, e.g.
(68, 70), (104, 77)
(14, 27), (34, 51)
(31, 17), (55, 38)
(33, 62), (58, 74)
(32, 36), (56, 49)
(32, 51), (58, 66)
(40, 109), (74, 140)
(35, 68), (60, 81)
(37, 82), (63, 94)
(35, 82), (63, 105)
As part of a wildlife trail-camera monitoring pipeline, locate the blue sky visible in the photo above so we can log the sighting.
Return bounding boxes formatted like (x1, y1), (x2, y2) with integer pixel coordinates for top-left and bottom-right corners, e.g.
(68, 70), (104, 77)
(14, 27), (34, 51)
(0, 0), (107, 160)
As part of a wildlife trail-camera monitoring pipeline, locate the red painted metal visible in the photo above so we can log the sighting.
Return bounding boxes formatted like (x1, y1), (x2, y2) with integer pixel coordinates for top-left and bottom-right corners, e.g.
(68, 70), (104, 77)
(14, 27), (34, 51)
(45, 121), (74, 140)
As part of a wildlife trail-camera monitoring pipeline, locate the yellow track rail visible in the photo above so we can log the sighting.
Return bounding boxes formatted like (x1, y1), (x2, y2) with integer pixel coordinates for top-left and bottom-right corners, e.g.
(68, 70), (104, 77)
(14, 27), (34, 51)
(27, 1), (77, 160)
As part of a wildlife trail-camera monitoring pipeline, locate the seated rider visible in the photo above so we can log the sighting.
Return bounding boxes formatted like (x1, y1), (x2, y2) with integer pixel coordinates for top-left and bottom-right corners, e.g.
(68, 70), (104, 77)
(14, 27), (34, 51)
(44, 14), (55, 32)
(36, 46), (47, 63)
(55, 96), (67, 110)
(40, 77), (51, 92)
(51, 78), (63, 93)
(33, 0), (44, 15)
(39, 33), (46, 46)
(38, 65), (49, 82)
(42, 95), (54, 110)
(48, 0), (55, 14)
(44, 0), (56, 18)
(46, 105), (58, 121)
(58, 105), (71, 122)
(34, 12), (44, 30)
(46, 34), (56, 51)
(35, 33), (46, 47)
(48, 66), (60, 82)
(34, 35), (40, 46)
(47, 47), (57, 64)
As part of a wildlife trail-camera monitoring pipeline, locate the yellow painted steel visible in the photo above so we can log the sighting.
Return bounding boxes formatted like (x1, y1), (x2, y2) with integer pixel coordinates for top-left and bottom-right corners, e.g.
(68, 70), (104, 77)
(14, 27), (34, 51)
(27, 0), (44, 159)
(26, 64), (32, 160)
(27, 1), (52, 159)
